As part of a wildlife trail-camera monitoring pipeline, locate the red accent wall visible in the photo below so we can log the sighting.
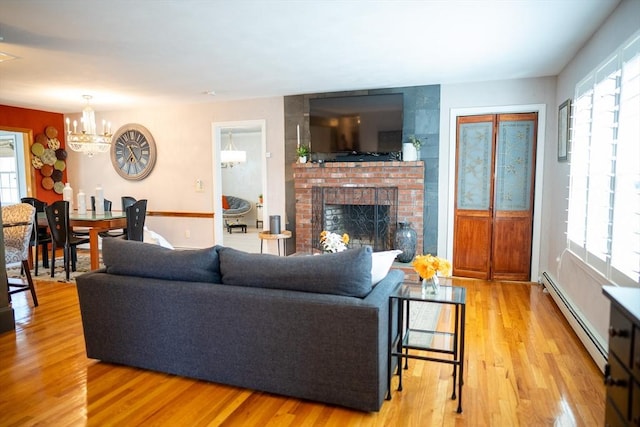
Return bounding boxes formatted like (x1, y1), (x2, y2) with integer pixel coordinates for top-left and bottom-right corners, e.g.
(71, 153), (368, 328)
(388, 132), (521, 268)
(0, 105), (66, 205)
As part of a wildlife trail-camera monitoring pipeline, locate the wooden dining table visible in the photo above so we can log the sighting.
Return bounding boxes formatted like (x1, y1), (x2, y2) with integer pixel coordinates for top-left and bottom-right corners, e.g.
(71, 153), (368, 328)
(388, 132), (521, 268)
(38, 211), (127, 270)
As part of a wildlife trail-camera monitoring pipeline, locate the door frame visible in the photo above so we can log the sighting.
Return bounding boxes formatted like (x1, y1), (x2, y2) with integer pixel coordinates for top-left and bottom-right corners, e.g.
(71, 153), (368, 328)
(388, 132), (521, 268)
(211, 119), (267, 246)
(445, 104), (546, 281)
(0, 127), (36, 203)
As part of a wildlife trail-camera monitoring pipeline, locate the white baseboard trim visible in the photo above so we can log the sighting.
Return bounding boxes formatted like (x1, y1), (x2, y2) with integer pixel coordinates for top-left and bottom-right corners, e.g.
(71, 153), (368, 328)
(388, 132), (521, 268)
(540, 272), (607, 373)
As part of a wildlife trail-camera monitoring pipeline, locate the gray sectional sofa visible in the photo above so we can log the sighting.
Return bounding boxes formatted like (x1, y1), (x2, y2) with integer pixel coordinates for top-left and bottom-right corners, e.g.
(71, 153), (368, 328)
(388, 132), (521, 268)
(76, 238), (404, 412)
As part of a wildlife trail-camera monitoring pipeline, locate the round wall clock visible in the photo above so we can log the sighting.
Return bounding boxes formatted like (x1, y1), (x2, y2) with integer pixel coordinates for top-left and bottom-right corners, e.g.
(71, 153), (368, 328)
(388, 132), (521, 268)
(110, 123), (157, 181)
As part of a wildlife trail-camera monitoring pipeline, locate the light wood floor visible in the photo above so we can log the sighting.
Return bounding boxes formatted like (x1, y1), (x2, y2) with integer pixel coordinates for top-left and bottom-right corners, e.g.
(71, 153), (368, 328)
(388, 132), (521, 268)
(0, 276), (605, 426)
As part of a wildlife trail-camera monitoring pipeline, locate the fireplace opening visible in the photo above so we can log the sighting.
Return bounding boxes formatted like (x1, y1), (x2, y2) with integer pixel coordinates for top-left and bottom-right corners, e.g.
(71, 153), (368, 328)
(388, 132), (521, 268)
(312, 187), (398, 251)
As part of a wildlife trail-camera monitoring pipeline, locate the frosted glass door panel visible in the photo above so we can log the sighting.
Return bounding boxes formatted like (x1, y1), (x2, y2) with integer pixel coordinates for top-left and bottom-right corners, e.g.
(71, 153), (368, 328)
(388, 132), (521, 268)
(457, 121), (493, 210)
(495, 120), (535, 211)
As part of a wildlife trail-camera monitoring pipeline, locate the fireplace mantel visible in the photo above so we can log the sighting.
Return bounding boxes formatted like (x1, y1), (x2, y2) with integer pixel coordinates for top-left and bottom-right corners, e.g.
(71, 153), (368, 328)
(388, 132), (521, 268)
(294, 161), (424, 254)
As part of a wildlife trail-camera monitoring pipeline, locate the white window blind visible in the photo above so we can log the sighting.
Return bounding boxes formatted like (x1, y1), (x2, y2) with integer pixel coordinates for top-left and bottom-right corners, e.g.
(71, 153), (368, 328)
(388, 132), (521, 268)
(567, 31), (640, 287)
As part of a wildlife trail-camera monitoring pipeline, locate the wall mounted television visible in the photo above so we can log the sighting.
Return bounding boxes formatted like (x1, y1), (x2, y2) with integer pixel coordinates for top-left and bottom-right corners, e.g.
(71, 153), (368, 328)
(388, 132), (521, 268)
(309, 93), (403, 161)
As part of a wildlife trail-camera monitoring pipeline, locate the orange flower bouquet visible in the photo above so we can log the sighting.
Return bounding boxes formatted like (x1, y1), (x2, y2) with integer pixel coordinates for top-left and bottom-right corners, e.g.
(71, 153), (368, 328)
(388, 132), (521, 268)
(412, 254), (451, 292)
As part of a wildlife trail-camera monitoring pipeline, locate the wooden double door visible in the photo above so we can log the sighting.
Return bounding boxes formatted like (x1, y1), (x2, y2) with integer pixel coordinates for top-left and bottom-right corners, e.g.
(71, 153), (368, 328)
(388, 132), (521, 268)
(453, 113), (537, 281)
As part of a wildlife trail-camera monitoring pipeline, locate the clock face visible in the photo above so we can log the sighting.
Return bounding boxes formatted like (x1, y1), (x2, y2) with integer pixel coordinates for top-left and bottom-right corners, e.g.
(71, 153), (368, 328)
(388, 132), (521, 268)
(110, 124), (157, 180)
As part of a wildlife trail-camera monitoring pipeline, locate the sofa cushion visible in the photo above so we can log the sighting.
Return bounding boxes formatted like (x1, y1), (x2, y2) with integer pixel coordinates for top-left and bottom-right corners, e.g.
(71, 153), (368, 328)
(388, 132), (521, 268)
(102, 238), (222, 283)
(218, 246), (373, 297)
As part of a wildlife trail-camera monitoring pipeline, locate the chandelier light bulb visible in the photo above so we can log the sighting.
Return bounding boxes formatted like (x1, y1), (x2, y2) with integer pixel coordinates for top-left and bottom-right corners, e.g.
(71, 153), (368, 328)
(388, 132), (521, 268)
(66, 95), (112, 156)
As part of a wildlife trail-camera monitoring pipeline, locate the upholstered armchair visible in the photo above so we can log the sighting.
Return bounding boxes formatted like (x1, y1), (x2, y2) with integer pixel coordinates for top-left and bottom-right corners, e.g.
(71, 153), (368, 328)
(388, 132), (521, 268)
(2, 203), (38, 306)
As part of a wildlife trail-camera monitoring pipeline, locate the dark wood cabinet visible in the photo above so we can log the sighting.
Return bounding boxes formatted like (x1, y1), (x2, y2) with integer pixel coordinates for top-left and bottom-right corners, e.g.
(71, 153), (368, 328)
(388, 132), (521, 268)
(603, 286), (640, 427)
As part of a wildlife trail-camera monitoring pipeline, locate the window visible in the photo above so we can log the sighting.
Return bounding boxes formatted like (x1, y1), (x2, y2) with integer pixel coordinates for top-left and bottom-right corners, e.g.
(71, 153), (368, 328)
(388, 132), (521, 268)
(567, 31), (640, 287)
(0, 133), (22, 205)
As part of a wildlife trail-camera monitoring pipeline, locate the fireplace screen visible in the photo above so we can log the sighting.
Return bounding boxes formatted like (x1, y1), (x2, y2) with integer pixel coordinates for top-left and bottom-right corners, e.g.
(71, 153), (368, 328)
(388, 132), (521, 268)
(312, 187), (398, 251)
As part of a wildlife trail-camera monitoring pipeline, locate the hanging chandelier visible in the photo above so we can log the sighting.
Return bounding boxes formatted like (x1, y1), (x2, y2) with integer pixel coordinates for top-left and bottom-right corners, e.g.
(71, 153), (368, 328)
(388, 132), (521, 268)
(220, 131), (246, 168)
(65, 95), (112, 157)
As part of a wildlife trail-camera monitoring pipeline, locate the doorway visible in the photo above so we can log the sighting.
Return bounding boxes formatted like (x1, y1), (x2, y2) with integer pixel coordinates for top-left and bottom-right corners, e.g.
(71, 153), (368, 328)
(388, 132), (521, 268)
(212, 120), (266, 251)
(453, 112), (538, 281)
(0, 128), (35, 205)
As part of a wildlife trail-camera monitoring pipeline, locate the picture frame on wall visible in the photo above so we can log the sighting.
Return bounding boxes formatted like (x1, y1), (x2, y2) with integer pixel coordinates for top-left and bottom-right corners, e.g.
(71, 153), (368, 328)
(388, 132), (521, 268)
(558, 99), (571, 162)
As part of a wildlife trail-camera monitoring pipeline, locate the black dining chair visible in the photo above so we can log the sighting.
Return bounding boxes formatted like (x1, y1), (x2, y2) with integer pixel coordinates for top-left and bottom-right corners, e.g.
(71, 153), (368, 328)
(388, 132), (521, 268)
(125, 199), (147, 241)
(121, 196), (137, 211)
(90, 197), (113, 212)
(75, 196), (112, 238)
(107, 196), (137, 239)
(96, 197), (135, 238)
(79, 197), (120, 238)
(20, 197), (51, 276)
(45, 201), (90, 280)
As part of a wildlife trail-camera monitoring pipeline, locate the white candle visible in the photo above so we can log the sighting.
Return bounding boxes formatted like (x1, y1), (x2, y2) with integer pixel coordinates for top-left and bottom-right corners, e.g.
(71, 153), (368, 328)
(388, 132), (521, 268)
(296, 124), (300, 149)
(73, 120), (77, 133)
(102, 119), (106, 135)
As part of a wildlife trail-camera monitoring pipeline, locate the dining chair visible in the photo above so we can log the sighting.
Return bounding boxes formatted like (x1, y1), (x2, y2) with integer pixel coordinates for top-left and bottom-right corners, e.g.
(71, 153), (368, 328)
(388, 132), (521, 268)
(99, 197), (135, 238)
(78, 197), (116, 237)
(45, 201), (90, 281)
(125, 199), (147, 241)
(90, 197), (113, 212)
(20, 197), (52, 276)
(3, 203), (38, 307)
(121, 196), (137, 211)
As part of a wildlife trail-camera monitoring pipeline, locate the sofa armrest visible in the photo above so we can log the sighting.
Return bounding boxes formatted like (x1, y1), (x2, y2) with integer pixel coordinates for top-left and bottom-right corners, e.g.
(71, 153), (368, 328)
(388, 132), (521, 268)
(363, 269), (403, 305)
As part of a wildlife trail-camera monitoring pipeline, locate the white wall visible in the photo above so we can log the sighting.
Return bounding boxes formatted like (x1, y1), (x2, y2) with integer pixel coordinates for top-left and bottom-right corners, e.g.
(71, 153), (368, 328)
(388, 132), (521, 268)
(66, 97), (284, 249)
(439, 75), (613, 368)
(439, 76), (557, 273)
(541, 0), (640, 357)
(438, 1), (640, 368)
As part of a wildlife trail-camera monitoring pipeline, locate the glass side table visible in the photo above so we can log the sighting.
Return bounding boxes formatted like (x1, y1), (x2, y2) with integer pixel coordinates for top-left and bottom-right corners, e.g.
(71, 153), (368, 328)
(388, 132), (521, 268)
(387, 281), (466, 413)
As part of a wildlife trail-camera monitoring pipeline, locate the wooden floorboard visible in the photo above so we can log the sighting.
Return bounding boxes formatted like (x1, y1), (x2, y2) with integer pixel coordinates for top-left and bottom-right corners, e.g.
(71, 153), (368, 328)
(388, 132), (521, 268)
(0, 276), (605, 426)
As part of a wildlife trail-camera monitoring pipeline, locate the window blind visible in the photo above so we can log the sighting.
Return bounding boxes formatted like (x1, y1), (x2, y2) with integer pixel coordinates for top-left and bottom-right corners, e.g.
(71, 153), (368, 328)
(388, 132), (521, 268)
(567, 30), (640, 287)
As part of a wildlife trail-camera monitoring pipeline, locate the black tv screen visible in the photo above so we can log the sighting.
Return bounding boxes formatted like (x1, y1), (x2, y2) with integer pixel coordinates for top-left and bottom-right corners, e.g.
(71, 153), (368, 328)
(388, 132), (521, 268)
(309, 93), (404, 156)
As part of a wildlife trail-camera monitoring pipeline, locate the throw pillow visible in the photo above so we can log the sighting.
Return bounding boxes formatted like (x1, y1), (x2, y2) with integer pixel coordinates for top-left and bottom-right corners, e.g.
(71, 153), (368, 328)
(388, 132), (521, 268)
(218, 246), (373, 298)
(371, 249), (402, 285)
(143, 226), (175, 249)
(102, 238), (222, 283)
(222, 195), (230, 210)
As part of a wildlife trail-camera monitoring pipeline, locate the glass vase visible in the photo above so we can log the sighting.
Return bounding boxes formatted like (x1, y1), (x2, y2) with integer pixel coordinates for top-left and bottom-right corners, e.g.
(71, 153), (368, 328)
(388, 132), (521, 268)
(394, 221), (417, 263)
(421, 275), (439, 295)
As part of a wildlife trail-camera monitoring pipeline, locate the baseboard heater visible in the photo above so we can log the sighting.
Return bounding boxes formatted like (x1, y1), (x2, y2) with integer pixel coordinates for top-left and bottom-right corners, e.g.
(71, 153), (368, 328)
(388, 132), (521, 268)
(540, 272), (607, 371)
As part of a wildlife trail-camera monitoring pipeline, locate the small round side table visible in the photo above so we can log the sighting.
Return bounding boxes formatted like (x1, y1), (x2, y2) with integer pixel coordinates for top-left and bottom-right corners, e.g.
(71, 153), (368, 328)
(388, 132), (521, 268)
(258, 230), (292, 256)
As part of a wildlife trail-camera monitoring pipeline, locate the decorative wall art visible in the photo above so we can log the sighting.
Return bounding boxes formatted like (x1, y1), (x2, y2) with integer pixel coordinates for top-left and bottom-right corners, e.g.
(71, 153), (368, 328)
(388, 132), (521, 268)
(31, 125), (68, 194)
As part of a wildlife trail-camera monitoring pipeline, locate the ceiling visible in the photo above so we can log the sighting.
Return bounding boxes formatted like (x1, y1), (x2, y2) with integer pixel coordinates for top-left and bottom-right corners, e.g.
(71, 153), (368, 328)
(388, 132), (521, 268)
(0, 0), (620, 114)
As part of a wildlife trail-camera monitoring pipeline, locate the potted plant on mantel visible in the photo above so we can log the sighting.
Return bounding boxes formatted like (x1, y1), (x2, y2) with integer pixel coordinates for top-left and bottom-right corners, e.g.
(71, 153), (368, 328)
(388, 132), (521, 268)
(402, 135), (422, 161)
(296, 145), (310, 163)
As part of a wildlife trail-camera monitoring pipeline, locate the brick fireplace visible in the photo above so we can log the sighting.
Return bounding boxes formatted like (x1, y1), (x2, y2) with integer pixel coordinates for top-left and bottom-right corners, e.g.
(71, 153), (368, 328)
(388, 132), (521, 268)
(294, 161), (424, 255)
